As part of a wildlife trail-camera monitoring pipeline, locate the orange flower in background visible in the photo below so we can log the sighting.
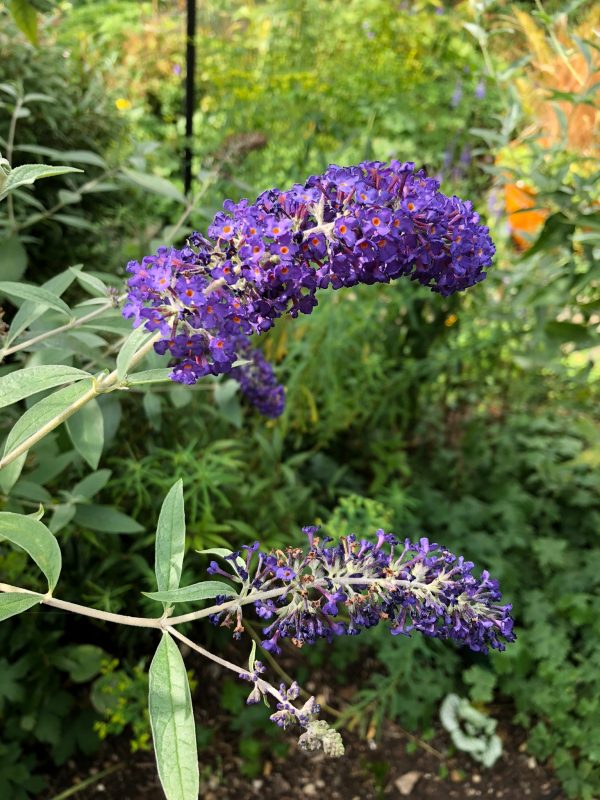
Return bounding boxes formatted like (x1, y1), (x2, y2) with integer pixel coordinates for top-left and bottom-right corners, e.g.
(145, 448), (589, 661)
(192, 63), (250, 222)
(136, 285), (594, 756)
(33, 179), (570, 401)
(498, 9), (598, 250)
(504, 181), (549, 250)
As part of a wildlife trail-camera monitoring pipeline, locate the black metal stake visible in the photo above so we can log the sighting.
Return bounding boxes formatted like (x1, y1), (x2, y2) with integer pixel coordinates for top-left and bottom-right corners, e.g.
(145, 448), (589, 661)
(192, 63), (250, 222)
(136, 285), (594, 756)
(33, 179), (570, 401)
(184, 0), (197, 195)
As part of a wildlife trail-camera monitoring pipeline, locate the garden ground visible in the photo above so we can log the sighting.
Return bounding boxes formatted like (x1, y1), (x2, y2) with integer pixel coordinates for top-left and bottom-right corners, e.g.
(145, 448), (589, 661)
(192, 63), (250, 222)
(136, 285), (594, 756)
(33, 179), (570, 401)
(47, 656), (565, 800)
(48, 716), (565, 800)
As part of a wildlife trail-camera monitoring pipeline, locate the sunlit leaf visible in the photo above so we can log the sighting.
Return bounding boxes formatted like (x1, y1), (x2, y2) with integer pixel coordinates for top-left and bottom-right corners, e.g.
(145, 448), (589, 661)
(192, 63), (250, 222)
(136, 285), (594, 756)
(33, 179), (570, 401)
(0, 592), (42, 622)
(1, 380), (94, 489)
(0, 281), (71, 316)
(143, 581), (236, 604)
(65, 397), (104, 469)
(0, 365), (91, 409)
(0, 511), (61, 591)
(0, 164), (83, 201)
(149, 633), (199, 800)
(155, 480), (185, 596)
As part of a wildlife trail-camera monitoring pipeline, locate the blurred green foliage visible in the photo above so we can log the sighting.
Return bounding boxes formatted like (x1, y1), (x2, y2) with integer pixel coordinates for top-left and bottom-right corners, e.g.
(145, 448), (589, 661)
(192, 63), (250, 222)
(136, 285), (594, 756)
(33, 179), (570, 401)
(0, 0), (599, 798)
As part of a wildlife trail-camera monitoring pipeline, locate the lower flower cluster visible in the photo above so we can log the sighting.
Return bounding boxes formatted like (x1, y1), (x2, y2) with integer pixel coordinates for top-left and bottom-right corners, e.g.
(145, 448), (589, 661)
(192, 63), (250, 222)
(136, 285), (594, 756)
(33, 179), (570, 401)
(209, 528), (515, 656)
(239, 667), (344, 756)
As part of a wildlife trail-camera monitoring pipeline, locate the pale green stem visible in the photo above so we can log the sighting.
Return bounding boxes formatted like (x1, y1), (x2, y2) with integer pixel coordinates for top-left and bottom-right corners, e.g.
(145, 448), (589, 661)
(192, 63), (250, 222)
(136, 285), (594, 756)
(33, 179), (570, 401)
(166, 625), (286, 704)
(0, 331), (160, 471)
(14, 170), (118, 234)
(5, 97), (21, 232)
(167, 585), (290, 625)
(0, 582), (163, 628)
(0, 581), (290, 629)
(243, 618), (342, 718)
(303, 221), (334, 239)
(47, 764), (123, 800)
(0, 294), (126, 361)
(0, 584), (285, 703)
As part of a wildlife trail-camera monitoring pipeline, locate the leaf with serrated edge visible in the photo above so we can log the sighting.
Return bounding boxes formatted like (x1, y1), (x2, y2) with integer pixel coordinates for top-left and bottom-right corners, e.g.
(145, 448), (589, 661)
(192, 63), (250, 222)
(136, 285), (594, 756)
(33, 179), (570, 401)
(0, 366), (91, 409)
(149, 633), (199, 800)
(143, 581), (237, 604)
(0, 512), (61, 591)
(155, 480), (185, 596)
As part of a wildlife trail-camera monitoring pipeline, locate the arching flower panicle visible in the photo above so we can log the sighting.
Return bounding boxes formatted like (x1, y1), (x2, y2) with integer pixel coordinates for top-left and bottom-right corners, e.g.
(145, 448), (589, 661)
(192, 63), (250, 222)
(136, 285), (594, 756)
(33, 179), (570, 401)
(124, 161), (495, 416)
(208, 528), (515, 656)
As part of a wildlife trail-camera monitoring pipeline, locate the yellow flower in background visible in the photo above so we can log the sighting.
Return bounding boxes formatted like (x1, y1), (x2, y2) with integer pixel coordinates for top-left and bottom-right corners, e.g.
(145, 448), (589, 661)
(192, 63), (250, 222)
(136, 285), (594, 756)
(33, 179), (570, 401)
(445, 314), (458, 327)
(115, 97), (132, 111)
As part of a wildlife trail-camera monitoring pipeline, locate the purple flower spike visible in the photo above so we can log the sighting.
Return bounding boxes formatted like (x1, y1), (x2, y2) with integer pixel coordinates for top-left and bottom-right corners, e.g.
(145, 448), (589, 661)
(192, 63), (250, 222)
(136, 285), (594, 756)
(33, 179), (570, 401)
(208, 528), (515, 657)
(124, 161), (495, 417)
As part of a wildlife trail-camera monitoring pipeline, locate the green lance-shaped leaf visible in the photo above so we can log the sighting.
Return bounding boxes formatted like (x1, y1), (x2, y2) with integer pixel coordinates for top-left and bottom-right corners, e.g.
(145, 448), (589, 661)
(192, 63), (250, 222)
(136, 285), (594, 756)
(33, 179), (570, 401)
(0, 163), (83, 201)
(126, 368), (173, 386)
(0, 235), (28, 281)
(149, 633), (199, 800)
(155, 480), (186, 596)
(7, 0), (38, 45)
(0, 281), (71, 316)
(69, 266), (109, 298)
(121, 168), (187, 205)
(6, 268), (75, 346)
(143, 580), (237, 604)
(0, 455), (27, 494)
(73, 504), (143, 534)
(71, 469), (112, 500)
(0, 592), (42, 622)
(65, 396), (104, 469)
(0, 511), (61, 591)
(1, 380), (94, 490)
(116, 325), (157, 380)
(0, 365), (92, 409)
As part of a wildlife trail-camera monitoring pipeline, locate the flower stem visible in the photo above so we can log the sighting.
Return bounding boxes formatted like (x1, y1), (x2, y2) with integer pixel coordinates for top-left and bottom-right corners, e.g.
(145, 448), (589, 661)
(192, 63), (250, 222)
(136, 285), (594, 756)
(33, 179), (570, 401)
(166, 585), (288, 625)
(0, 331), (160, 471)
(166, 625), (285, 704)
(0, 295), (126, 361)
(0, 582), (163, 628)
(0, 581), (289, 629)
(243, 619), (342, 719)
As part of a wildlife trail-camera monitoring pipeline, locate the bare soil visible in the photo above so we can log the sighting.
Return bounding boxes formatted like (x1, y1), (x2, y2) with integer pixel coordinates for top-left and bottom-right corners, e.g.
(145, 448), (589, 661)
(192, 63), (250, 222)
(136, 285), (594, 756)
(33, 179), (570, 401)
(45, 700), (565, 800)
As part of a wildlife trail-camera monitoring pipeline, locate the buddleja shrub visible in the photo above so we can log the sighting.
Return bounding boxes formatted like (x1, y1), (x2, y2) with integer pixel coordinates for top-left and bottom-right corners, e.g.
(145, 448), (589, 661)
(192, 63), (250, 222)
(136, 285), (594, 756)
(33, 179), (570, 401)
(0, 157), (515, 800)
